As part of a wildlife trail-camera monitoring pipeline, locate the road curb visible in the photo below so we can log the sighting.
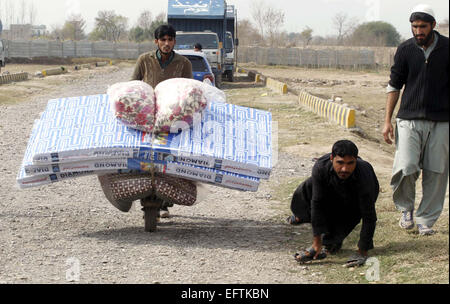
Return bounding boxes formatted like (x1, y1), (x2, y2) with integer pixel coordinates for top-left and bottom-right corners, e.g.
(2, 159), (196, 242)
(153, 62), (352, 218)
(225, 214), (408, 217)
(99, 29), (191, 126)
(298, 90), (356, 128)
(266, 77), (288, 95)
(237, 66), (356, 128)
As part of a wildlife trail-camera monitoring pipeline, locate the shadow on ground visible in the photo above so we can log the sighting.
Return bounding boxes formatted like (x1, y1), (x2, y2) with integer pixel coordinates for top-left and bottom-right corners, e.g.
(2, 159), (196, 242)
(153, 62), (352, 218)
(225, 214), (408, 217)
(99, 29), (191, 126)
(78, 214), (309, 253)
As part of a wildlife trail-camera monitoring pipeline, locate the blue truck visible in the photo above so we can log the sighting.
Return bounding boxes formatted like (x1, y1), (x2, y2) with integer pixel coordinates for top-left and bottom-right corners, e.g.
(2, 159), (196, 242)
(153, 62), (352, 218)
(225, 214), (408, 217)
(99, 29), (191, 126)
(168, 0), (238, 86)
(224, 5), (238, 82)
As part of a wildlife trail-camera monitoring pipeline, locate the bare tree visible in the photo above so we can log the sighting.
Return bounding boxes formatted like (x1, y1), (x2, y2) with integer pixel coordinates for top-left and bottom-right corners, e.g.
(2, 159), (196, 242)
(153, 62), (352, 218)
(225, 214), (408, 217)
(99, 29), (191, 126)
(137, 10), (153, 30)
(333, 12), (347, 45)
(19, 0), (27, 24)
(264, 7), (285, 47)
(92, 10), (128, 42)
(0, 0), (3, 29)
(62, 14), (86, 40)
(250, 0), (266, 44)
(333, 12), (359, 45)
(5, 0), (15, 28)
(251, 0), (285, 47)
(154, 12), (166, 23)
(49, 24), (63, 40)
(237, 19), (263, 46)
(28, 0), (37, 25)
(149, 12), (166, 38)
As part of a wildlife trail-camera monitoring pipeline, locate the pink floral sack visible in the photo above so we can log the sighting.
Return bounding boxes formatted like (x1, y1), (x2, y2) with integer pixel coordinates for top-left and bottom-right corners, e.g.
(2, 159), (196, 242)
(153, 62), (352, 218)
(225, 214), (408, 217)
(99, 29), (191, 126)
(154, 78), (208, 133)
(107, 81), (156, 133)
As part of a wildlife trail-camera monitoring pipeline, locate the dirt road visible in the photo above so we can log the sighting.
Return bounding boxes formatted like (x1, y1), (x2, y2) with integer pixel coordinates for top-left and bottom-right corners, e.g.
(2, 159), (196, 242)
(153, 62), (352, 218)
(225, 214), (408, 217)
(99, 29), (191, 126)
(1, 63), (447, 284)
(0, 65), (321, 284)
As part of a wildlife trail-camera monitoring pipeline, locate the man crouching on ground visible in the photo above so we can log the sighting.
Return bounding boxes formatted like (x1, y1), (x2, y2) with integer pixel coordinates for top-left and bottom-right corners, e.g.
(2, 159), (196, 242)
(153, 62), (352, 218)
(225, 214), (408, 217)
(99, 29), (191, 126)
(288, 140), (379, 267)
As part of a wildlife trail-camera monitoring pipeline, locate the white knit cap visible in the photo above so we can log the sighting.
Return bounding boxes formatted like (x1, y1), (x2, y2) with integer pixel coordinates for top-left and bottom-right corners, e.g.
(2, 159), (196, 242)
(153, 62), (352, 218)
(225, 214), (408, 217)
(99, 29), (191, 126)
(411, 4), (436, 19)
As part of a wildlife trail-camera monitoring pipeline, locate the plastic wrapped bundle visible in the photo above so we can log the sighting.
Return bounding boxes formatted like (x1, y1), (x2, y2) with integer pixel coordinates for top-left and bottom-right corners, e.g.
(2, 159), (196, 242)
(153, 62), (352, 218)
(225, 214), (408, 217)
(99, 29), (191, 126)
(203, 81), (227, 103)
(107, 81), (156, 133)
(154, 78), (209, 133)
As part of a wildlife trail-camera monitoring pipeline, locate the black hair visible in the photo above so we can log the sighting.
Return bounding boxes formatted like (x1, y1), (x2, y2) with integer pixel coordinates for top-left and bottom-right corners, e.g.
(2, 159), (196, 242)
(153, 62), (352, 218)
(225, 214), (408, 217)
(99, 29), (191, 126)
(331, 140), (359, 158)
(154, 24), (176, 40)
(194, 43), (203, 50)
(410, 12), (435, 23)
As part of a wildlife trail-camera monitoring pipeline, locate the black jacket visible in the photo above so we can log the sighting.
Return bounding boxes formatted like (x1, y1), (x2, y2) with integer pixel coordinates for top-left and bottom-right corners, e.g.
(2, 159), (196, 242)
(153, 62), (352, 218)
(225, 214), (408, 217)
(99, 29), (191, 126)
(311, 154), (379, 251)
(389, 31), (449, 122)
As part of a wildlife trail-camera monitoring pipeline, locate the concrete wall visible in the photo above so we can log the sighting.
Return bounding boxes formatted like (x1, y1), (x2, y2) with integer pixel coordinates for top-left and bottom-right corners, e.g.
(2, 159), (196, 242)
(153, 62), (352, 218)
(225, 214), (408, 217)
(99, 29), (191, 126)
(5, 40), (157, 60)
(4, 39), (399, 67)
(238, 46), (387, 68)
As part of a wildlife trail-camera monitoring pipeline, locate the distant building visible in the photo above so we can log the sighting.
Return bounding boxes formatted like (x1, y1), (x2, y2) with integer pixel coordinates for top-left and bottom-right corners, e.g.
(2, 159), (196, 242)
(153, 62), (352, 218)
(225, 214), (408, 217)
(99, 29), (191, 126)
(0, 24), (48, 40)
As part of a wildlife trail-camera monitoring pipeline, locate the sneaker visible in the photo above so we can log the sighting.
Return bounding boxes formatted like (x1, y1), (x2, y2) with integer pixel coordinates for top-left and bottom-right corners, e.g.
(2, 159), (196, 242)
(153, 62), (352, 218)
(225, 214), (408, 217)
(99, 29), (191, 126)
(417, 224), (435, 236)
(399, 211), (414, 230)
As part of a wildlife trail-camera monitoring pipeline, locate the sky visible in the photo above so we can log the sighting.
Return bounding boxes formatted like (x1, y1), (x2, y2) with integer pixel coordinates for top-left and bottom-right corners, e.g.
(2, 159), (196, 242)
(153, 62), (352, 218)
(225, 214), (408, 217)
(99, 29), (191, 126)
(0, 0), (448, 39)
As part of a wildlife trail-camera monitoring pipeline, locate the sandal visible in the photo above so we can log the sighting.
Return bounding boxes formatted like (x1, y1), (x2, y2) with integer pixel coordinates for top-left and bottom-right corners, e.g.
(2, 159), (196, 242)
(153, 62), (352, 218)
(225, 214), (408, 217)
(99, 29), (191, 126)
(286, 215), (303, 225)
(344, 253), (367, 268)
(294, 247), (327, 263)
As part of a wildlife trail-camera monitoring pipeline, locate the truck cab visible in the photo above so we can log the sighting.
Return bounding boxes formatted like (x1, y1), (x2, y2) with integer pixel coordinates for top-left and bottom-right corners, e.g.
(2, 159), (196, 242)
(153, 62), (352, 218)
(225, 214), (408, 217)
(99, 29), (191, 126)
(0, 39), (6, 72)
(224, 31), (235, 82)
(175, 31), (223, 88)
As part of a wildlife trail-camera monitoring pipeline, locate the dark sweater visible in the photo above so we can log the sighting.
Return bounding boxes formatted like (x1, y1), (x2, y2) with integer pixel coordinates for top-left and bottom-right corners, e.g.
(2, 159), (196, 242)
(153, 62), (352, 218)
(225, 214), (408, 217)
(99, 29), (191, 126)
(389, 31), (449, 122)
(311, 154), (379, 251)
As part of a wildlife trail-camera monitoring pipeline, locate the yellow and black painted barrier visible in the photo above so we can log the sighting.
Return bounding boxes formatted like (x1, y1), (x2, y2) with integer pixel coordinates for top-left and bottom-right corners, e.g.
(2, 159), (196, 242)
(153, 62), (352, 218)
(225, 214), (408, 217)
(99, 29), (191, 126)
(237, 66), (287, 94)
(95, 61), (113, 67)
(74, 63), (92, 70)
(266, 77), (288, 95)
(41, 67), (68, 77)
(0, 72), (29, 85)
(235, 67), (356, 128)
(298, 90), (356, 128)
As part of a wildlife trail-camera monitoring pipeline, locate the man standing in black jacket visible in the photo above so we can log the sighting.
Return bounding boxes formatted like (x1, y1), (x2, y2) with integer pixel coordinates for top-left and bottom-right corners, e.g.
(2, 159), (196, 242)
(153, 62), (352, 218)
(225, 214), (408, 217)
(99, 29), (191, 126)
(382, 4), (449, 236)
(289, 140), (379, 266)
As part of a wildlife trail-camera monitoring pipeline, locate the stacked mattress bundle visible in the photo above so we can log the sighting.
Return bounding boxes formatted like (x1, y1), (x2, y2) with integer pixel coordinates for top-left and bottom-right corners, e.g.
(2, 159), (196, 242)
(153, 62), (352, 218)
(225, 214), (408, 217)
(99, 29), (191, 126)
(17, 94), (273, 192)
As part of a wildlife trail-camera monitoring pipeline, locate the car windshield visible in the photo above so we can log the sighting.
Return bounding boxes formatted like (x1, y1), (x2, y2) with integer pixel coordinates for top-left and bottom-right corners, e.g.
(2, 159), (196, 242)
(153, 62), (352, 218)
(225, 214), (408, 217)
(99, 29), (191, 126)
(184, 55), (209, 72)
(175, 34), (218, 49)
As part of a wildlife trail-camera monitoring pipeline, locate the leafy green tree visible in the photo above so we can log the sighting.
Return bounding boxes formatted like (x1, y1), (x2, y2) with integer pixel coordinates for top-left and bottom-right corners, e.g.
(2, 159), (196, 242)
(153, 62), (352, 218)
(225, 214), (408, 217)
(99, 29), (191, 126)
(350, 21), (401, 47)
(300, 26), (313, 46)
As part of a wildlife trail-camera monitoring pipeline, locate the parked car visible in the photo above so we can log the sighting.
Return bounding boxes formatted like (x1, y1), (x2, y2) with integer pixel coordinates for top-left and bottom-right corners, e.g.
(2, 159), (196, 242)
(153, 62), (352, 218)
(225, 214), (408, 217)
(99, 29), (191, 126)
(176, 50), (215, 87)
(174, 32), (222, 88)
